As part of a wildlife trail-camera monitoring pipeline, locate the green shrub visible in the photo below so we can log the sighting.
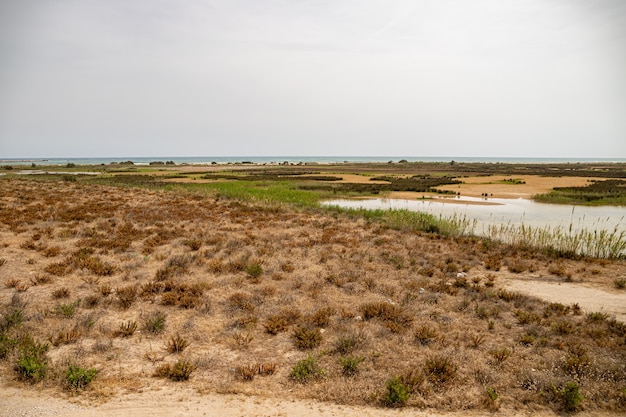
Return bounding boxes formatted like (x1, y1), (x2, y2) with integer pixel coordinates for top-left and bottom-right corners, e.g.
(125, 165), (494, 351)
(1, 308), (23, 330)
(383, 377), (410, 407)
(0, 332), (18, 359)
(55, 301), (79, 318)
(484, 386), (499, 410)
(561, 381), (583, 412)
(65, 365), (97, 390)
(486, 386), (498, 402)
(245, 262), (263, 279)
(289, 354), (324, 383)
(339, 355), (364, 377)
(546, 381), (584, 412)
(586, 311), (609, 322)
(14, 337), (48, 382)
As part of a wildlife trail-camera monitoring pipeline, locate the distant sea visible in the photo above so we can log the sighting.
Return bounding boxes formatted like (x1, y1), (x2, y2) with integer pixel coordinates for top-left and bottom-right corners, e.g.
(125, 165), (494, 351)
(2, 156), (626, 166)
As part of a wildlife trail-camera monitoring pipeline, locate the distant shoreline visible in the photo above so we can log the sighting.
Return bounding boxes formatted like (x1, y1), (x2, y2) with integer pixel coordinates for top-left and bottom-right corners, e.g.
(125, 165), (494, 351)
(2, 156), (626, 166)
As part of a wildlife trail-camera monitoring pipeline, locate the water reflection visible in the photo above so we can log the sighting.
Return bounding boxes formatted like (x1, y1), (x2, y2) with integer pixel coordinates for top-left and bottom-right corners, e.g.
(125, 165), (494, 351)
(323, 197), (626, 233)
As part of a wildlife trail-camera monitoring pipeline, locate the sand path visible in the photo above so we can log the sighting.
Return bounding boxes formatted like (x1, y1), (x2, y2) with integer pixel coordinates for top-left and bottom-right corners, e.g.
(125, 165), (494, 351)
(3, 385), (621, 417)
(503, 277), (626, 322)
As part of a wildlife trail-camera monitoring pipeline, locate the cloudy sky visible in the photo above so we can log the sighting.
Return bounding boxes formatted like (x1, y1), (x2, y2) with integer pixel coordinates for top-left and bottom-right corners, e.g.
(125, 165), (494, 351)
(1, 0), (625, 158)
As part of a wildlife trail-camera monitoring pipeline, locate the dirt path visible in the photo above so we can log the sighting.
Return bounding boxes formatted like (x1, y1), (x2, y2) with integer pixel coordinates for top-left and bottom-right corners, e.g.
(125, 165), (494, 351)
(3, 385), (622, 417)
(503, 277), (626, 322)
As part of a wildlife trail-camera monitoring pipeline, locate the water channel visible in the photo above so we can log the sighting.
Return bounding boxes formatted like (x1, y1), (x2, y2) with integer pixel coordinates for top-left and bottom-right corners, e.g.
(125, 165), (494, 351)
(323, 196), (626, 234)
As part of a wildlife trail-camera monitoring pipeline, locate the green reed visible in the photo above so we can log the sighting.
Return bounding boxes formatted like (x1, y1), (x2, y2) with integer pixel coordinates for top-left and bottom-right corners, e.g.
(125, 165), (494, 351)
(485, 219), (626, 259)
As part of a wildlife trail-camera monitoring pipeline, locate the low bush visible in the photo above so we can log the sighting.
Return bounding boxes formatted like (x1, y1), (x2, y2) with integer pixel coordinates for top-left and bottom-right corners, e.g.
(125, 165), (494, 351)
(166, 334), (189, 353)
(547, 381), (583, 412)
(414, 325), (438, 346)
(65, 365), (97, 391)
(144, 311), (167, 334)
(235, 363), (258, 381)
(359, 302), (412, 332)
(424, 355), (457, 386)
(383, 376), (410, 407)
(116, 285), (138, 309)
(490, 347), (511, 365)
(14, 336), (48, 382)
(264, 314), (288, 335)
(245, 262), (263, 280)
(339, 355), (364, 377)
(334, 331), (366, 355)
(1, 308), (23, 331)
(0, 332), (18, 359)
(55, 301), (79, 318)
(289, 355), (324, 383)
(292, 325), (322, 350)
(116, 320), (137, 337)
(154, 360), (196, 381)
(52, 287), (70, 299)
(308, 306), (334, 328)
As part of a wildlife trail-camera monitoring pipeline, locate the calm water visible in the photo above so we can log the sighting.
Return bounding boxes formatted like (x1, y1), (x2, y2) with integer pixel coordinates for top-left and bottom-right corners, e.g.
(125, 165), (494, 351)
(323, 197), (626, 234)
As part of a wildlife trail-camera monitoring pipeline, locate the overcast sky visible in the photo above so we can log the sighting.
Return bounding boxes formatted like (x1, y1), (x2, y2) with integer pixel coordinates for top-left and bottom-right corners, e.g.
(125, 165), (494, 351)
(1, 0), (625, 158)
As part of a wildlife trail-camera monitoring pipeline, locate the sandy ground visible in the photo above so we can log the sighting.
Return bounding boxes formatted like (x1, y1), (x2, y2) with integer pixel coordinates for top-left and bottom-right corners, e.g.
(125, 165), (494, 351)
(502, 277), (626, 323)
(1, 385), (620, 417)
(436, 175), (596, 199)
(335, 174), (600, 205)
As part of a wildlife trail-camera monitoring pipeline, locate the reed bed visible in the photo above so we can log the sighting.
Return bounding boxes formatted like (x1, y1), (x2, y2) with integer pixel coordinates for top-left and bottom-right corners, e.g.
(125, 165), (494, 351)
(484, 221), (626, 259)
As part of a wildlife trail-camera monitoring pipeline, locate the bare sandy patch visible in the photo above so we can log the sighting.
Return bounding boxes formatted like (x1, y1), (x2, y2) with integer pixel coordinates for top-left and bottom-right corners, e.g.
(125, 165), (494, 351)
(501, 275), (626, 322)
(437, 175), (598, 199)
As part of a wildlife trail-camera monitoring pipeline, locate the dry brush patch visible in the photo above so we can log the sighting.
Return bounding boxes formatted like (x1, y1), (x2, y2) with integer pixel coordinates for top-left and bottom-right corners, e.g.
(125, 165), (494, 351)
(0, 177), (624, 414)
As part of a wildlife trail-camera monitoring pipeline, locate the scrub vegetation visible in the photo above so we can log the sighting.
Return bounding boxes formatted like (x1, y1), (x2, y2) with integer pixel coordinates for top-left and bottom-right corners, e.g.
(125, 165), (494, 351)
(0, 162), (625, 414)
(534, 179), (626, 206)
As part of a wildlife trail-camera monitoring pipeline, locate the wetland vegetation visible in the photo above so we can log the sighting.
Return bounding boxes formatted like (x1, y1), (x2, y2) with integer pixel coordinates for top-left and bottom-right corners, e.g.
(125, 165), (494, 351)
(0, 161), (625, 414)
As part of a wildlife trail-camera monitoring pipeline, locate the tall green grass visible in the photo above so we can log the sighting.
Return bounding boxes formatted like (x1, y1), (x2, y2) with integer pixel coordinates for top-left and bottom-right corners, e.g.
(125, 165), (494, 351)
(485, 222), (626, 259)
(326, 207), (476, 238)
(178, 181), (329, 207)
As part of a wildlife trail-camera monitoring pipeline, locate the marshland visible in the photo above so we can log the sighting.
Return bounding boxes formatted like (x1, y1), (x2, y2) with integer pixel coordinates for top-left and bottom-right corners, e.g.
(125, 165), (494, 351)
(0, 161), (625, 416)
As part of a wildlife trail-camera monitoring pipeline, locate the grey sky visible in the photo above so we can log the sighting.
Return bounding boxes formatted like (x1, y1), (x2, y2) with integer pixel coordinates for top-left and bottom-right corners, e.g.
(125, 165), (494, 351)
(1, 0), (625, 158)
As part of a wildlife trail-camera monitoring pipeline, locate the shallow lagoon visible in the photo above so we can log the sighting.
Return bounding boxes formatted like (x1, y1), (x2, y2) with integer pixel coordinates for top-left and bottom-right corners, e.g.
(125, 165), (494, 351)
(323, 196), (626, 234)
